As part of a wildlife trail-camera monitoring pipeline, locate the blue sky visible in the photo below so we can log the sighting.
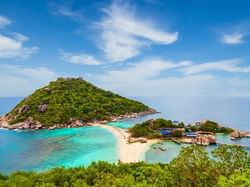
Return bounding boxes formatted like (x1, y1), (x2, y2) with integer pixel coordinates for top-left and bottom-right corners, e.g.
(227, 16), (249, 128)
(0, 0), (250, 97)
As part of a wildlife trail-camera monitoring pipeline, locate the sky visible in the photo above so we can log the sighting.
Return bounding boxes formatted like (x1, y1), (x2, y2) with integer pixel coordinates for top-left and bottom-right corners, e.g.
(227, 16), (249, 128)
(0, 0), (250, 97)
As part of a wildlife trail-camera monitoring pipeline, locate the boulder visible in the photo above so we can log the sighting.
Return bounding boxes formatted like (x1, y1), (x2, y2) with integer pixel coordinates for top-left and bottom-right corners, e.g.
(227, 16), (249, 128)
(23, 123), (30, 129)
(195, 135), (210, 146)
(18, 105), (30, 114)
(38, 104), (48, 112)
(231, 131), (241, 138)
(49, 126), (56, 130)
(36, 123), (43, 129)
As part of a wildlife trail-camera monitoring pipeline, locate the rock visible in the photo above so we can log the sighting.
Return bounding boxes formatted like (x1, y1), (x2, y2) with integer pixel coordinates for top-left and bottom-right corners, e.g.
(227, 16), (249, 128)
(36, 124), (43, 129)
(38, 104), (48, 112)
(231, 130), (250, 139)
(18, 105), (30, 114)
(49, 126), (56, 130)
(231, 131), (241, 139)
(245, 134), (250, 138)
(207, 135), (216, 144)
(194, 135), (210, 146)
(23, 123), (30, 129)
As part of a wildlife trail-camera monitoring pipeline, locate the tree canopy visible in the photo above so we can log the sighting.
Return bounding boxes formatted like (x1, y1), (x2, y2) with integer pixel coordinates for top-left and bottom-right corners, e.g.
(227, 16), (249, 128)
(129, 118), (184, 138)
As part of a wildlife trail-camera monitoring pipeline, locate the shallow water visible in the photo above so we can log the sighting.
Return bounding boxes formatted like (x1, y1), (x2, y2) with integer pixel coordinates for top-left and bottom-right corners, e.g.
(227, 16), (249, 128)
(0, 127), (117, 174)
(107, 114), (157, 129)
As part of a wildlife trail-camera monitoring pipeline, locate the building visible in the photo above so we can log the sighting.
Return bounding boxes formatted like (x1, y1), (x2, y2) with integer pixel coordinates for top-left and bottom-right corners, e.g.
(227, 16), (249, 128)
(159, 128), (185, 137)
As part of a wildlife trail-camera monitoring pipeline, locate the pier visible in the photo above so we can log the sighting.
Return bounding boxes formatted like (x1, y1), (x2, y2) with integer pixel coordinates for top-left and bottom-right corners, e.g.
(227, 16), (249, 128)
(170, 138), (181, 145)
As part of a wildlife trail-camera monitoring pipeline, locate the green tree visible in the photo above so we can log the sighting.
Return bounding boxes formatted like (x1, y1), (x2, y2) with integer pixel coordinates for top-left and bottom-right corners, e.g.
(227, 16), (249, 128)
(212, 144), (250, 176)
(217, 169), (250, 187)
(170, 145), (218, 187)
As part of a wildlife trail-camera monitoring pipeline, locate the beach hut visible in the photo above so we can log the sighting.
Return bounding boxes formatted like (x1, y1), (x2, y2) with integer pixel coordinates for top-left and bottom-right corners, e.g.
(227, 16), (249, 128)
(159, 128), (173, 136)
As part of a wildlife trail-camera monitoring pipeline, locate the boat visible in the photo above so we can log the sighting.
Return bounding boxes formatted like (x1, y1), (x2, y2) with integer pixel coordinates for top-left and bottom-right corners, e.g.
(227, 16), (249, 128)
(231, 137), (237, 140)
(153, 147), (166, 151)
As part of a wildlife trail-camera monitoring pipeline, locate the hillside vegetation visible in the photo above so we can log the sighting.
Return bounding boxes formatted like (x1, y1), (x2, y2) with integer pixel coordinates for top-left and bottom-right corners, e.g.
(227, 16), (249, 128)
(130, 118), (185, 138)
(0, 145), (249, 187)
(7, 77), (149, 126)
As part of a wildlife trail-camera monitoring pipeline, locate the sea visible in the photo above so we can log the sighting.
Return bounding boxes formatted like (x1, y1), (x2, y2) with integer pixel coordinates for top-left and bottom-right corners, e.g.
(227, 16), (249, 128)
(0, 97), (250, 174)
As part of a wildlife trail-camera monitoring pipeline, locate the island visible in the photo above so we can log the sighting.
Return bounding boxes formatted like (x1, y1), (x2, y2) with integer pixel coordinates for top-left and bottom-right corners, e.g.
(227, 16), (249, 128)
(129, 118), (250, 146)
(0, 77), (156, 130)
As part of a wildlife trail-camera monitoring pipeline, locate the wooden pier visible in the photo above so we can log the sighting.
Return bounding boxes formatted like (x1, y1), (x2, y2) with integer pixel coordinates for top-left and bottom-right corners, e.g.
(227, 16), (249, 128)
(170, 138), (181, 145)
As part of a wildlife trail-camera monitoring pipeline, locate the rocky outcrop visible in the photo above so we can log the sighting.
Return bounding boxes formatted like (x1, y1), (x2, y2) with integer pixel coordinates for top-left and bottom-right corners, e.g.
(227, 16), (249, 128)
(193, 134), (216, 146)
(38, 104), (48, 112)
(18, 105), (30, 114)
(0, 116), (44, 130)
(231, 130), (250, 139)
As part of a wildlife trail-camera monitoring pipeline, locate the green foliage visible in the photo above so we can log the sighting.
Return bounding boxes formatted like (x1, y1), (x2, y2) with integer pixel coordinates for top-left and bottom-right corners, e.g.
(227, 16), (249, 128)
(130, 120), (161, 138)
(217, 169), (250, 187)
(170, 145), (219, 187)
(197, 120), (234, 134)
(189, 125), (198, 132)
(216, 127), (234, 134)
(198, 120), (219, 133)
(212, 144), (250, 176)
(130, 118), (184, 138)
(150, 118), (175, 129)
(8, 78), (149, 126)
(172, 130), (183, 137)
(0, 145), (249, 187)
(129, 120), (161, 138)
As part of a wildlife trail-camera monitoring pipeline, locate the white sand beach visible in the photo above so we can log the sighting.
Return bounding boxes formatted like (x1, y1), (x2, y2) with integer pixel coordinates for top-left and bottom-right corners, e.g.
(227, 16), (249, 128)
(95, 124), (158, 163)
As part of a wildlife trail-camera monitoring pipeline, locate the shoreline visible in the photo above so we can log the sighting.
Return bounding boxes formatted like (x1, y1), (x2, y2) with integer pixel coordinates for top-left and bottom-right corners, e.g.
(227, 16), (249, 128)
(94, 124), (159, 163)
(0, 109), (158, 131)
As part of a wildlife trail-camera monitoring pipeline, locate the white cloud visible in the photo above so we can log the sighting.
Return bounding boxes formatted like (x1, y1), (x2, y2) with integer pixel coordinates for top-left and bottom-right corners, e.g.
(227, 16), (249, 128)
(0, 33), (38, 59)
(60, 51), (102, 65)
(221, 33), (244, 44)
(180, 59), (250, 75)
(218, 21), (250, 45)
(0, 64), (58, 97)
(99, 59), (190, 81)
(0, 15), (11, 28)
(49, 3), (84, 22)
(95, 59), (250, 97)
(97, 2), (178, 62)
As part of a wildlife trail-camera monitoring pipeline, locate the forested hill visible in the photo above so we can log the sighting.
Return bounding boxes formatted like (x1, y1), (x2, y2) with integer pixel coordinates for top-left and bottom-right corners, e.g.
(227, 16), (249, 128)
(6, 77), (150, 127)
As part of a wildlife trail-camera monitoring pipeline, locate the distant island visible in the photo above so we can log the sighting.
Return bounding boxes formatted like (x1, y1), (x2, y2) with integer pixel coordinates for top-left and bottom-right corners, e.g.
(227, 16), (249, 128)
(0, 77), (156, 130)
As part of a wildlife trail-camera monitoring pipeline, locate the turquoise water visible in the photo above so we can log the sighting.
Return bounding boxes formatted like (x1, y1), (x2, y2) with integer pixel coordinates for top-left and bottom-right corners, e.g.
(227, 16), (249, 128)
(107, 114), (157, 129)
(0, 127), (117, 174)
(145, 134), (250, 164)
